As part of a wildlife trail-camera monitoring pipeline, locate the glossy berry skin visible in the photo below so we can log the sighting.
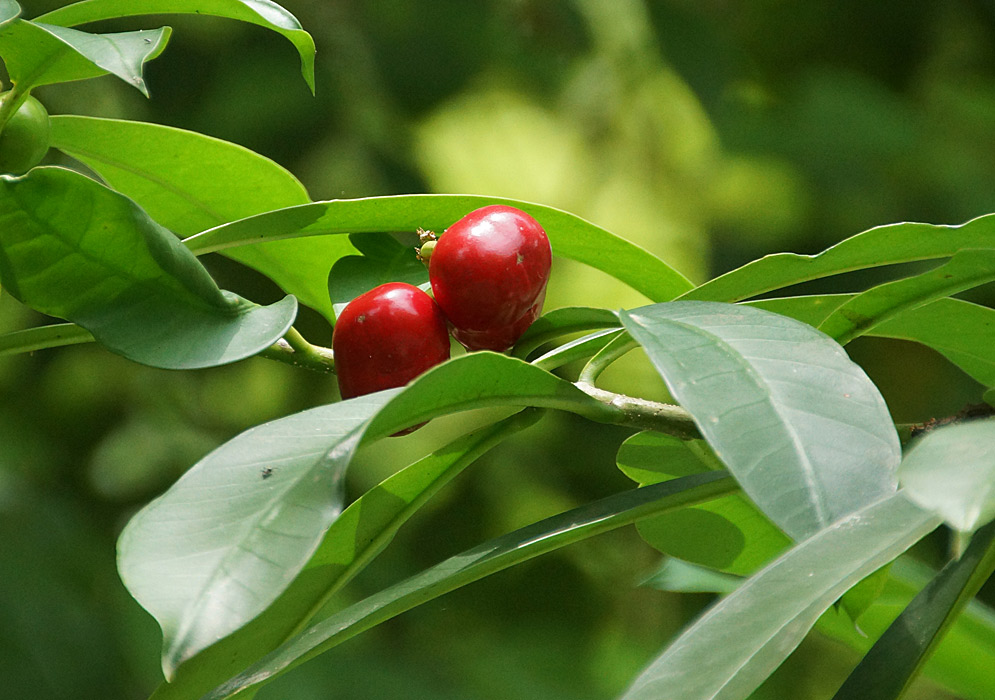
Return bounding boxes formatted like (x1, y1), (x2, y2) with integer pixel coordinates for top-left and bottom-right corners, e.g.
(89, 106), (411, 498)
(429, 205), (551, 352)
(0, 95), (50, 174)
(333, 282), (450, 400)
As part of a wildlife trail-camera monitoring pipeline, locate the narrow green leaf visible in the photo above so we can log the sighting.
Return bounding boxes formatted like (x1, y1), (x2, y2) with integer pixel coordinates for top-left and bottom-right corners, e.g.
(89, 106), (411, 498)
(328, 233), (427, 317)
(899, 418), (995, 533)
(617, 431), (790, 575)
(0, 167), (296, 369)
(183, 195), (695, 305)
(530, 328), (623, 372)
(513, 306), (622, 359)
(641, 557), (743, 595)
(35, 0), (316, 93)
(0, 19), (169, 94)
(0, 0), (20, 28)
(817, 249), (995, 345)
(119, 351), (613, 677)
(0, 322), (92, 356)
(203, 471), (739, 700)
(622, 301), (901, 540)
(148, 410), (541, 700)
(683, 214), (995, 303)
(46, 115), (345, 318)
(620, 493), (940, 700)
(833, 521), (995, 700)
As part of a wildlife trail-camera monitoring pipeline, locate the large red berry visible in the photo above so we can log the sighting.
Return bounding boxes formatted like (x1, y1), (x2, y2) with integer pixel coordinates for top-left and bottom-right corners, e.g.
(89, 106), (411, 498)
(333, 282), (450, 400)
(429, 205), (551, 352)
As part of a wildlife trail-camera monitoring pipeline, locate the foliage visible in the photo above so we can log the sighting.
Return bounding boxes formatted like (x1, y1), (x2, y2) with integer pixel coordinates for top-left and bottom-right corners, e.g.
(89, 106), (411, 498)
(3, 2), (995, 700)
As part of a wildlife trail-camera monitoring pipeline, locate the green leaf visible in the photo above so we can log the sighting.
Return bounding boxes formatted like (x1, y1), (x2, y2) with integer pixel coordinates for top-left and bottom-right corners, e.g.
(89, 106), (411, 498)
(621, 301), (901, 540)
(328, 233), (427, 317)
(0, 322), (92, 356)
(683, 214), (995, 303)
(149, 409), (541, 700)
(0, 0), (20, 29)
(45, 115), (345, 318)
(119, 351), (613, 677)
(0, 167), (296, 369)
(899, 418), (995, 533)
(35, 0), (316, 94)
(202, 471), (739, 700)
(0, 19), (170, 95)
(512, 306), (622, 359)
(641, 557), (742, 595)
(183, 195), (695, 306)
(617, 431), (790, 575)
(620, 493), (940, 700)
(817, 249), (995, 345)
(530, 328), (624, 372)
(832, 521), (995, 700)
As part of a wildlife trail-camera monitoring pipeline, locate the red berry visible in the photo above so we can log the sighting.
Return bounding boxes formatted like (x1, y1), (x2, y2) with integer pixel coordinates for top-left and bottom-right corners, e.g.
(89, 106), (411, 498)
(333, 282), (450, 400)
(429, 205), (551, 352)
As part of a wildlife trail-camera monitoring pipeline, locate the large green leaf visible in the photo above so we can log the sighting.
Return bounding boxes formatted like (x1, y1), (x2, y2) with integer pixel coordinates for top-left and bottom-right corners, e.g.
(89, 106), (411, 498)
(617, 431), (790, 575)
(622, 301), (901, 540)
(751, 295), (995, 388)
(0, 0), (20, 29)
(0, 167), (296, 369)
(832, 521), (995, 700)
(683, 214), (995, 303)
(327, 232), (428, 317)
(148, 410), (540, 700)
(817, 249), (995, 345)
(35, 0), (315, 93)
(0, 19), (169, 94)
(202, 471), (738, 700)
(119, 351), (614, 677)
(620, 493), (940, 700)
(183, 195), (695, 305)
(899, 418), (995, 533)
(45, 115), (345, 318)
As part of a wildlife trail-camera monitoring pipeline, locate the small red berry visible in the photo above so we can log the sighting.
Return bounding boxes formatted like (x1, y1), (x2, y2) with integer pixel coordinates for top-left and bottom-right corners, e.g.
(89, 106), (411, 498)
(429, 205), (551, 352)
(333, 282), (450, 400)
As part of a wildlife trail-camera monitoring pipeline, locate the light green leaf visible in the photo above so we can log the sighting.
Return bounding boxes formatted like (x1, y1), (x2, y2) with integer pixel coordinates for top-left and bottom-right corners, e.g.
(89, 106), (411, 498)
(899, 418), (995, 533)
(328, 233), (427, 317)
(36, 0), (315, 93)
(683, 214), (995, 303)
(641, 557), (742, 595)
(817, 249), (995, 345)
(530, 328), (623, 373)
(513, 306), (621, 359)
(832, 521), (995, 700)
(183, 195), (694, 306)
(617, 431), (790, 575)
(119, 351), (614, 677)
(0, 167), (296, 369)
(202, 471), (738, 700)
(0, 0), (20, 29)
(0, 19), (169, 94)
(620, 493), (940, 700)
(45, 115), (344, 317)
(0, 322), (92, 356)
(149, 410), (541, 700)
(622, 301), (901, 541)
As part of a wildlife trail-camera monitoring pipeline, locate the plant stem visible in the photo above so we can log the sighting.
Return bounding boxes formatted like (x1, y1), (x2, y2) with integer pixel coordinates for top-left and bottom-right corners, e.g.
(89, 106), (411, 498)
(258, 328), (335, 374)
(576, 381), (701, 440)
(577, 330), (637, 385)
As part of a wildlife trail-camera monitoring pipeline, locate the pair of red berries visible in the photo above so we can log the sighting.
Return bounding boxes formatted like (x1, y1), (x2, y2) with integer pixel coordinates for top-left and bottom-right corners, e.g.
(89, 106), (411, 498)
(333, 205), (551, 401)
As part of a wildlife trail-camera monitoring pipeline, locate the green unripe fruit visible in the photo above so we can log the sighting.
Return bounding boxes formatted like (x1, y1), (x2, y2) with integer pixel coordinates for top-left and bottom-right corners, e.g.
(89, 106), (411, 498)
(0, 94), (50, 174)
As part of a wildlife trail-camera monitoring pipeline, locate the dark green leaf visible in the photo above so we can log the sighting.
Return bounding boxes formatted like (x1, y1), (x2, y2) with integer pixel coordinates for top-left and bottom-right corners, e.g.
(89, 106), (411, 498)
(899, 418), (995, 533)
(617, 431), (790, 575)
(0, 20), (169, 94)
(0, 167), (296, 369)
(833, 521), (995, 700)
(119, 351), (613, 676)
(36, 0), (316, 93)
(622, 301), (901, 540)
(683, 214), (995, 303)
(183, 195), (694, 305)
(46, 115), (345, 318)
(203, 471), (738, 700)
(620, 493), (940, 700)
(149, 410), (541, 700)
(0, 322), (92, 356)
(817, 249), (995, 345)
(328, 233), (427, 317)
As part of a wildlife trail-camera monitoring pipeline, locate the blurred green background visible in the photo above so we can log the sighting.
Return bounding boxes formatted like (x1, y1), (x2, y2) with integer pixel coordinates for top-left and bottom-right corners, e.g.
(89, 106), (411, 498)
(3, 1), (995, 698)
